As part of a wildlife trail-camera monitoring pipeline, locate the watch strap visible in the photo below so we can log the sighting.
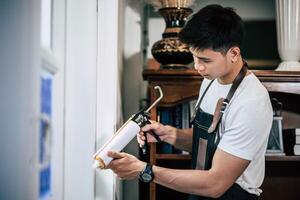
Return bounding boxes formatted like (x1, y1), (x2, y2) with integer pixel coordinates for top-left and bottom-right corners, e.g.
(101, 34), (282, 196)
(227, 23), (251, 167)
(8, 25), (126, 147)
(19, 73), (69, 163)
(139, 163), (154, 183)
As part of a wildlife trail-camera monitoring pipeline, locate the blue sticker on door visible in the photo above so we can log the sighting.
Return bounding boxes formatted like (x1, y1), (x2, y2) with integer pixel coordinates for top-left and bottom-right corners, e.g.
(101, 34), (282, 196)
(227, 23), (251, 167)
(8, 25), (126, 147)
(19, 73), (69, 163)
(39, 72), (52, 200)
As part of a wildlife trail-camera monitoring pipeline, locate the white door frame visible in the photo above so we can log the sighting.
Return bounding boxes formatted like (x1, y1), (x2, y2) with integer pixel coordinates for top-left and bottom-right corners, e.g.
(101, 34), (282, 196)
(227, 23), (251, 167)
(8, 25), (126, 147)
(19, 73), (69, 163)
(63, 0), (97, 199)
(96, 0), (124, 200)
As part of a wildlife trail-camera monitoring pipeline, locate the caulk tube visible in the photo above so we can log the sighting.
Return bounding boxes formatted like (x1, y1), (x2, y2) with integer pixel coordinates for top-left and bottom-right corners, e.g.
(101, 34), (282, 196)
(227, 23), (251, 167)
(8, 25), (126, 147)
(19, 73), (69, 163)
(93, 112), (149, 169)
(93, 86), (163, 169)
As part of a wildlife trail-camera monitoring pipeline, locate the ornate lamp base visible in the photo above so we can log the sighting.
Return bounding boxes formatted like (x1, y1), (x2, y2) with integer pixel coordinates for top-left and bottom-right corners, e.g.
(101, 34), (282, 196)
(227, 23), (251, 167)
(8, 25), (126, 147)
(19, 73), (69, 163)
(151, 7), (193, 69)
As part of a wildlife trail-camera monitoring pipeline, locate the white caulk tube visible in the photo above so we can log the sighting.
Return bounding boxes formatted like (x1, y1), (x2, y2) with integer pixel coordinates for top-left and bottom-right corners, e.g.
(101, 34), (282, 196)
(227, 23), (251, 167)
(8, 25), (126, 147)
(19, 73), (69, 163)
(93, 117), (140, 169)
(93, 86), (163, 169)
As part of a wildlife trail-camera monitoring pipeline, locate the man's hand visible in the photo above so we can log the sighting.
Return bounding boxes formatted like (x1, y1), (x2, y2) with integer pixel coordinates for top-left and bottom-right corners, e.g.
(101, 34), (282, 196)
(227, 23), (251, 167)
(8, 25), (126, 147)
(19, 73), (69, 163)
(107, 151), (146, 180)
(137, 120), (177, 147)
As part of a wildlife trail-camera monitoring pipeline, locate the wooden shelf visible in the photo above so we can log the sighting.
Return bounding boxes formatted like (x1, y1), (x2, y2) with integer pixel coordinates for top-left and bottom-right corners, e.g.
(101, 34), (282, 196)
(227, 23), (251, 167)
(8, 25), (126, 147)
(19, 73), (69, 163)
(156, 154), (300, 161)
(265, 155), (300, 161)
(143, 69), (300, 84)
(156, 154), (191, 160)
(141, 69), (300, 200)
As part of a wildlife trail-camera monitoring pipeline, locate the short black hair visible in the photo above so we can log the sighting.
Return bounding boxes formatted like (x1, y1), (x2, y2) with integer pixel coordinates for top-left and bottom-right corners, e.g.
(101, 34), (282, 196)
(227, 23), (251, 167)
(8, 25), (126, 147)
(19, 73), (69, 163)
(179, 4), (245, 54)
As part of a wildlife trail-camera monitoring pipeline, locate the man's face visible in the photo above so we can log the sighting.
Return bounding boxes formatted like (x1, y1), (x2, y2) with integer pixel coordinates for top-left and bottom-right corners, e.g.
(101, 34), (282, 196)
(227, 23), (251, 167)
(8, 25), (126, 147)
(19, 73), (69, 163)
(189, 48), (230, 80)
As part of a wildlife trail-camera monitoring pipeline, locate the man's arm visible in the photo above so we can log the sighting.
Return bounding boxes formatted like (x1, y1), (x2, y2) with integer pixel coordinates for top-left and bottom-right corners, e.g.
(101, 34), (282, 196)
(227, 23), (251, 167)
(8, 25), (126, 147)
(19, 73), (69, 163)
(152, 148), (250, 198)
(139, 123), (194, 152)
(173, 128), (193, 152)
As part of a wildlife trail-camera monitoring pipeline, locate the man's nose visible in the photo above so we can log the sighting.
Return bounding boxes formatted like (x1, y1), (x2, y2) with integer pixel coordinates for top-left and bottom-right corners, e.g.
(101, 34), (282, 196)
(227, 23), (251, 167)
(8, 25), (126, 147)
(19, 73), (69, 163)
(194, 62), (205, 71)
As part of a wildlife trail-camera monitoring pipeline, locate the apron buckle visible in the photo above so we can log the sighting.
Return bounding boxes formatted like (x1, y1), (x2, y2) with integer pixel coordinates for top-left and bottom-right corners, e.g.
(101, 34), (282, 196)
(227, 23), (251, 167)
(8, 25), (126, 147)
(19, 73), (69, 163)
(208, 98), (227, 133)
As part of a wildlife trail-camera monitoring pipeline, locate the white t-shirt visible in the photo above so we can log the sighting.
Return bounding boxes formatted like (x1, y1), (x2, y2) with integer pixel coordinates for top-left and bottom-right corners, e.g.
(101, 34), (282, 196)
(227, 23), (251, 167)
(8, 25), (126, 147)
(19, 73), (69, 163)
(197, 72), (273, 196)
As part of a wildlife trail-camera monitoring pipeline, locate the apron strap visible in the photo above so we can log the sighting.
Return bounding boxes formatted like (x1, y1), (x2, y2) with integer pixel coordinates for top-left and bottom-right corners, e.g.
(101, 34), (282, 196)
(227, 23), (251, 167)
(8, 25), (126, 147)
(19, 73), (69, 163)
(191, 79), (215, 123)
(196, 79), (215, 108)
(208, 61), (248, 133)
(226, 61), (248, 103)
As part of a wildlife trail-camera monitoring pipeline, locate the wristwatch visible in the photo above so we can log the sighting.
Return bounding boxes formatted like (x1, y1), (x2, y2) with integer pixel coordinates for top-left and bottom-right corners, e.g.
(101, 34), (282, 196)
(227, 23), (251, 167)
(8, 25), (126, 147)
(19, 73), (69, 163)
(139, 163), (154, 183)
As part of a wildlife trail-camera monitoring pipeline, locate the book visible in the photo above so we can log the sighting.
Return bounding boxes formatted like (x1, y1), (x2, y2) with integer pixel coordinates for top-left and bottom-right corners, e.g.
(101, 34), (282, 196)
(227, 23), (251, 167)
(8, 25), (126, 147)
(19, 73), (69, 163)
(181, 103), (190, 155)
(295, 129), (300, 135)
(296, 130), (300, 144)
(282, 129), (296, 155)
(189, 99), (198, 119)
(296, 134), (300, 144)
(172, 104), (183, 154)
(181, 103), (190, 129)
(282, 128), (300, 155)
(294, 144), (300, 155)
(157, 102), (192, 154)
(158, 107), (174, 154)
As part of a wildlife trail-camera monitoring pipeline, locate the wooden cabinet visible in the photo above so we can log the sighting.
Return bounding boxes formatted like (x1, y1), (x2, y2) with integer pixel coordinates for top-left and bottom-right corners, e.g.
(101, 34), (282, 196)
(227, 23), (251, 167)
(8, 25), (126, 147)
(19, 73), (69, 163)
(141, 69), (300, 200)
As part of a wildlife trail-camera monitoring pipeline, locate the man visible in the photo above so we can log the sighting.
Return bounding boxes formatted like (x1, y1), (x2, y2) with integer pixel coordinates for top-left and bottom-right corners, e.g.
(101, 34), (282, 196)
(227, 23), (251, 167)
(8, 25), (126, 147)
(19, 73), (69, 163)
(107, 4), (273, 199)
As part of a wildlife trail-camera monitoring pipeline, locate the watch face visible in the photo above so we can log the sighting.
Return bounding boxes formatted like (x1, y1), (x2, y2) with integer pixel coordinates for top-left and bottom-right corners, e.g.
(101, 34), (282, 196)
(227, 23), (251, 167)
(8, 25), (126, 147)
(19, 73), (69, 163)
(142, 173), (152, 182)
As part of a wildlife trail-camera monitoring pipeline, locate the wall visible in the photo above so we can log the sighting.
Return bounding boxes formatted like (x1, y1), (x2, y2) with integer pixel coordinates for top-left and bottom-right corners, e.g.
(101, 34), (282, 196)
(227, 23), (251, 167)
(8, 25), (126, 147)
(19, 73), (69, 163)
(0, 0), (40, 199)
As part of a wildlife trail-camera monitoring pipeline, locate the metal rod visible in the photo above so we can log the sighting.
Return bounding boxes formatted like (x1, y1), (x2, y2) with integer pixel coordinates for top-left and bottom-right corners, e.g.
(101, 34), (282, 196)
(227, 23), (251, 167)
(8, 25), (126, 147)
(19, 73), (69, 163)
(146, 86), (163, 112)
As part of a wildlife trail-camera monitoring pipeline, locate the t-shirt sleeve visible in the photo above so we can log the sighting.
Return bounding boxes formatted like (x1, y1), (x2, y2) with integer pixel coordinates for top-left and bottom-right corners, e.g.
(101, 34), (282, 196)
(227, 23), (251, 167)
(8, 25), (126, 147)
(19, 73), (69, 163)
(218, 94), (273, 160)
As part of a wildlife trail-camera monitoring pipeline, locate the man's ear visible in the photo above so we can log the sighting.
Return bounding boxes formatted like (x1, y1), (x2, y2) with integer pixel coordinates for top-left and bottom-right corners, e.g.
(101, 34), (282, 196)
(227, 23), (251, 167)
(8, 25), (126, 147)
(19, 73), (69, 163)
(227, 46), (240, 63)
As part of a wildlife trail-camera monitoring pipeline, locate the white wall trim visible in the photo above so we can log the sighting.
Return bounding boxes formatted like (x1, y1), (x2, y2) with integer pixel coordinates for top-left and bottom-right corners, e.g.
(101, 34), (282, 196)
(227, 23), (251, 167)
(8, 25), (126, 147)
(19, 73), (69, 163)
(50, 0), (66, 199)
(96, 0), (123, 199)
(64, 0), (97, 199)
